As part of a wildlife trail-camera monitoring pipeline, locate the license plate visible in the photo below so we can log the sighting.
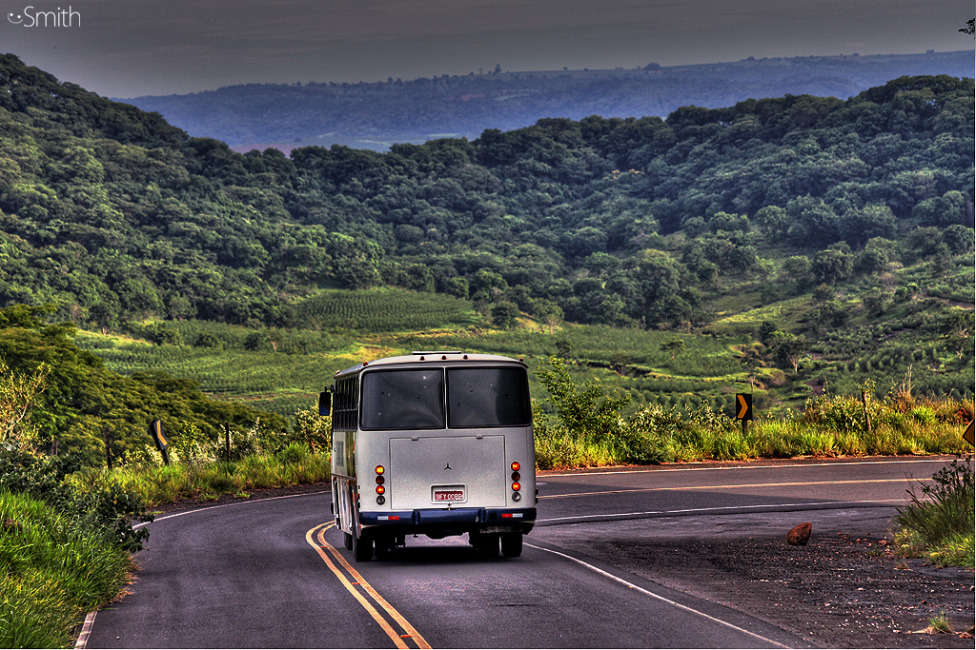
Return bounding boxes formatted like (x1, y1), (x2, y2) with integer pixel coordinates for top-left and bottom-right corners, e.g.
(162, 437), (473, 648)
(433, 487), (465, 502)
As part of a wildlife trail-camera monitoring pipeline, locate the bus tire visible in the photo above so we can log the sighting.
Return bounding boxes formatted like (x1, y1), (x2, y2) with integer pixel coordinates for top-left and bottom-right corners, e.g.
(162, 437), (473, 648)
(501, 532), (523, 558)
(343, 531), (353, 550)
(352, 531), (373, 562)
(475, 533), (499, 558)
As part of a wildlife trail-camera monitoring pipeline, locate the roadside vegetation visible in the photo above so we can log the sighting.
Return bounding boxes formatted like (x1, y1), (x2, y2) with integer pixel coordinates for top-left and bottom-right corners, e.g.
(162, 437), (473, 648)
(532, 357), (971, 469)
(894, 458), (974, 568)
(0, 451), (149, 648)
(0, 492), (133, 648)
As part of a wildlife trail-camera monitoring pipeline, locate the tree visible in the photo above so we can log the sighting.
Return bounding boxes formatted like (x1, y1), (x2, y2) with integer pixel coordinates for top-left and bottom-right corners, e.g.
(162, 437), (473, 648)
(754, 205), (789, 237)
(0, 360), (49, 451)
(779, 256), (812, 289)
(490, 302), (520, 329)
(855, 237), (898, 275)
(534, 299), (564, 334)
(812, 244), (854, 285)
(840, 204), (897, 248)
(787, 196), (841, 246)
(535, 356), (631, 444)
(766, 331), (806, 373)
(660, 339), (685, 362)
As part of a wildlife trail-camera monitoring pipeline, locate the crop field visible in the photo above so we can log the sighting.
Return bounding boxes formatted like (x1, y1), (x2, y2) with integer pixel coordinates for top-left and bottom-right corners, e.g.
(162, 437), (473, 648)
(287, 288), (482, 332)
(73, 269), (972, 422)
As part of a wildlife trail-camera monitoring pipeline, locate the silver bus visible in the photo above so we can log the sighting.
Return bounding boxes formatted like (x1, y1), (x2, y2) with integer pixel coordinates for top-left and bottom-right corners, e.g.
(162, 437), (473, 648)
(319, 351), (536, 562)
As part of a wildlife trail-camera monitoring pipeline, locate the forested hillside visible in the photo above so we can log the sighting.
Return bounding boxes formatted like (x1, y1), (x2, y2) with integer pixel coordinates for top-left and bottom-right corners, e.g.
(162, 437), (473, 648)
(0, 54), (973, 419)
(121, 50), (975, 151)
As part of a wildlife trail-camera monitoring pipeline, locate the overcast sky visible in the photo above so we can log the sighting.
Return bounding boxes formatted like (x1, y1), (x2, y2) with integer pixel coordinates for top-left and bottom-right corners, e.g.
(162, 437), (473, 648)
(2, 0), (973, 98)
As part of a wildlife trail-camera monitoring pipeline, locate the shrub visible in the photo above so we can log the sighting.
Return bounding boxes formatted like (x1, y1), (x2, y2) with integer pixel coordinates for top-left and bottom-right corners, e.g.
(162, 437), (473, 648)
(0, 450), (152, 550)
(535, 356), (631, 446)
(894, 458), (975, 567)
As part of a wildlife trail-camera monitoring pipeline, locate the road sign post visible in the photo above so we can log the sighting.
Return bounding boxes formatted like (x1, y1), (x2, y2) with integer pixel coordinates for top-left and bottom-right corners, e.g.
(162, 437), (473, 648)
(149, 419), (171, 465)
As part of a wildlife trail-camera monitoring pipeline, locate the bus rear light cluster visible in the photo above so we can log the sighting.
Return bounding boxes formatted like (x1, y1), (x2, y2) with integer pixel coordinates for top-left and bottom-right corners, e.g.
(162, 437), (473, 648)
(510, 461), (522, 501)
(375, 465), (386, 504)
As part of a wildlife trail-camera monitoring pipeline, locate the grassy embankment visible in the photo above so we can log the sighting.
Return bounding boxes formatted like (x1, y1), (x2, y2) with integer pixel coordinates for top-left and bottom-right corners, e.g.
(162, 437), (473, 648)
(0, 492), (132, 648)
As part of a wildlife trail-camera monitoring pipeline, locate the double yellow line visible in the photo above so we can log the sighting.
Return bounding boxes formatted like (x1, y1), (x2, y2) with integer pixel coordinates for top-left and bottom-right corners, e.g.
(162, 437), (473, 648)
(305, 523), (431, 649)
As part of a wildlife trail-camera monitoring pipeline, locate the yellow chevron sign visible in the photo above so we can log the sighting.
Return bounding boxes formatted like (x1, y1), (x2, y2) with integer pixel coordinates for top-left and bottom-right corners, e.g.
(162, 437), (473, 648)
(964, 421), (974, 447)
(149, 419), (171, 465)
(735, 393), (753, 420)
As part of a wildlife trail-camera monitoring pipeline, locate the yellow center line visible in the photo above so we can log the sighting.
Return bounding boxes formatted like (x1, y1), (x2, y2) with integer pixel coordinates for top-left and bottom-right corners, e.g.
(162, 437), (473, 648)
(539, 477), (928, 500)
(317, 528), (432, 649)
(305, 523), (432, 650)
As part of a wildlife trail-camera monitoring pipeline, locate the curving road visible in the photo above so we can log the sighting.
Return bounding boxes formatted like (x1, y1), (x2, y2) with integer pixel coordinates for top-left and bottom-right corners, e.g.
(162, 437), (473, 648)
(81, 457), (952, 649)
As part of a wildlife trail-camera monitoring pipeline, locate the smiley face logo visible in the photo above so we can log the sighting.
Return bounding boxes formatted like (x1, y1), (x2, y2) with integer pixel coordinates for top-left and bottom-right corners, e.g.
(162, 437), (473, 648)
(7, 12), (24, 24)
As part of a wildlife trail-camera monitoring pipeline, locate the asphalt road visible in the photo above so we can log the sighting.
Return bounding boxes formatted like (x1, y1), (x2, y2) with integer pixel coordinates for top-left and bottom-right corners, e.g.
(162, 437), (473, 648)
(82, 457), (953, 649)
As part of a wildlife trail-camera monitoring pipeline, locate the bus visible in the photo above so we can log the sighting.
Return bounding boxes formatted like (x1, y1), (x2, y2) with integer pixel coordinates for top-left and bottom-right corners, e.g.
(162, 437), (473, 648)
(319, 351), (536, 562)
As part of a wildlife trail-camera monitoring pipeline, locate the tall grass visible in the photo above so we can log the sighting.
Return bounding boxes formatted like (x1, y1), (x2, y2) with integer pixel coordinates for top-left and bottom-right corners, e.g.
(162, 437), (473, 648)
(0, 492), (132, 648)
(894, 458), (975, 568)
(72, 445), (331, 508)
(534, 375), (973, 470)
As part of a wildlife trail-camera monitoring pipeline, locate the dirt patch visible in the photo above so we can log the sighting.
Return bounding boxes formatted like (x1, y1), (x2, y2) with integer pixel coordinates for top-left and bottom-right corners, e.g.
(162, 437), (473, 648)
(590, 533), (974, 648)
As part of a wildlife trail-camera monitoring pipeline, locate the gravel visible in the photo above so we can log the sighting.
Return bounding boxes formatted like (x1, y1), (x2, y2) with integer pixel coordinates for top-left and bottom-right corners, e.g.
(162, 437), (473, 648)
(583, 526), (975, 648)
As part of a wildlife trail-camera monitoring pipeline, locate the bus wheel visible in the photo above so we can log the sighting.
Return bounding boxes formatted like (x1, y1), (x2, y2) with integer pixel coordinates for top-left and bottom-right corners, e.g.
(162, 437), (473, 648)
(501, 532), (523, 558)
(475, 533), (499, 558)
(343, 531), (353, 550)
(352, 531), (373, 562)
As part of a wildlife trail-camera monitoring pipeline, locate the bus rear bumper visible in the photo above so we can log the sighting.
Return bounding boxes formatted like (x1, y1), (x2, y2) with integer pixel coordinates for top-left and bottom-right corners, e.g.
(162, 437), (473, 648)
(359, 507), (536, 535)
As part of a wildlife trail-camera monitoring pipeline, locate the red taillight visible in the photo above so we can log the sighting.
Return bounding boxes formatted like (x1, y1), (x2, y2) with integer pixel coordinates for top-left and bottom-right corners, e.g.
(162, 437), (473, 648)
(375, 465), (385, 475)
(511, 471), (521, 481)
(376, 485), (385, 495)
(511, 461), (520, 472)
(512, 482), (521, 492)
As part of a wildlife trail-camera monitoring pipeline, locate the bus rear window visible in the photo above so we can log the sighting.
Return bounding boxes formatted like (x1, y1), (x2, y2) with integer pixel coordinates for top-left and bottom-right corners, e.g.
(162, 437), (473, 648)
(447, 367), (531, 428)
(361, 369), (445, 430)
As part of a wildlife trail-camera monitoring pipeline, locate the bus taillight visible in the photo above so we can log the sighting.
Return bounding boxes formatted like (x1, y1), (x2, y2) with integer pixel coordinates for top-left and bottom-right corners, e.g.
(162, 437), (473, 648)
(375, 466), (386, 501)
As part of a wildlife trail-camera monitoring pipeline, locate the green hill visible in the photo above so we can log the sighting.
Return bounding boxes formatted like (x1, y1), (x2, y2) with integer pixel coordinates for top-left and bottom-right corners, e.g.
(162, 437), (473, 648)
(0, 53), (972, 450)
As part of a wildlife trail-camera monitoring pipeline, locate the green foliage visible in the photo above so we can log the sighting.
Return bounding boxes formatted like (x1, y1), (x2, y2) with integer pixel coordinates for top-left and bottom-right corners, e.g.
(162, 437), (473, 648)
(894, 458), (975, 568)
(0, 491), (133, 648)
(90, 451), (330, 506)
(532, 375), (971, 469)
(535, 356), (631, 446)
(0, 449), (153, 550)
(2, 53), (973, 340)
(0, 56), (972, 466)
(0, 305), (287, 466)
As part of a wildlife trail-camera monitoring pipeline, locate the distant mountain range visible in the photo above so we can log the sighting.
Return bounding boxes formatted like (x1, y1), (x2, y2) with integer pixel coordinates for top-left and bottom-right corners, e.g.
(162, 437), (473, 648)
(118, 50), (974, 152)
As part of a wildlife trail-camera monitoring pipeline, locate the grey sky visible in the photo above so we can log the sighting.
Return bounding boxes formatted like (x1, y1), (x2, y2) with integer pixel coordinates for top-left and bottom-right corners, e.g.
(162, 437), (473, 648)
(2, 0), (972, 98)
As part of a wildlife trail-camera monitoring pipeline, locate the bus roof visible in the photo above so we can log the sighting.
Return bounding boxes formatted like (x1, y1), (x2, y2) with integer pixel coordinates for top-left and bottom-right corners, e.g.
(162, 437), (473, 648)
(334, 352), (525, 377)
